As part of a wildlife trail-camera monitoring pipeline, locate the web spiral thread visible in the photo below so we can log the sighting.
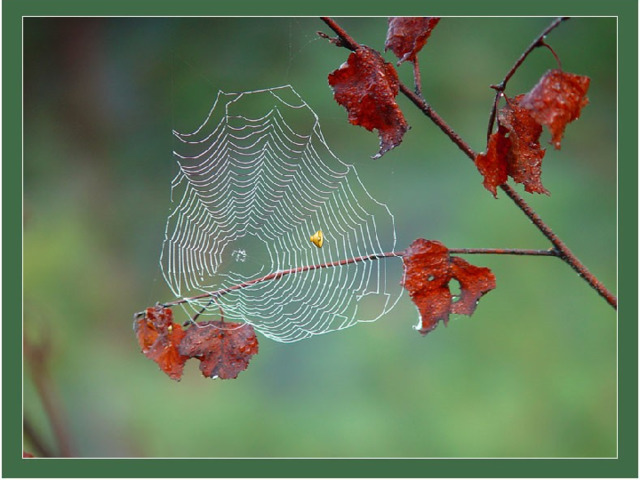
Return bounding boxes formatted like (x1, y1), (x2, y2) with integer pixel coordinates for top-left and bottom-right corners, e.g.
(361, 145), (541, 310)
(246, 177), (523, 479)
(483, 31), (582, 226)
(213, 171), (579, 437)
(161, 85), (402, 342)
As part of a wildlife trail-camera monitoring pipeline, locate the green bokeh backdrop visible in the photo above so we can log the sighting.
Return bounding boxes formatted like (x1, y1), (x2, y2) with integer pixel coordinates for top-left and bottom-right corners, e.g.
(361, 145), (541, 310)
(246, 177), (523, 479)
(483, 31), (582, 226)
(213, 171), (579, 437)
(23, 17), (616, 458)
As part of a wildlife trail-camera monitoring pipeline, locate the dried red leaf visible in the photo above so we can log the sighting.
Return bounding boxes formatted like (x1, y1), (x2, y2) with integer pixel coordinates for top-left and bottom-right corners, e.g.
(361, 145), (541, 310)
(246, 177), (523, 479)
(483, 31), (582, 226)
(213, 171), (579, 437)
(499, 95), (549, 195)
(401, 239), (496, 335)
(519, 69), (590, 149)
(328, 46), (409, 158)
(449, 256), (496, 316)
(474, 125), (510, 197)
(401, 239), (451, 334)
(179, 321), (259, 379)
(23, 451), (35, 458)
(134, 306), (188, 381)
(385, 17), (441, 65)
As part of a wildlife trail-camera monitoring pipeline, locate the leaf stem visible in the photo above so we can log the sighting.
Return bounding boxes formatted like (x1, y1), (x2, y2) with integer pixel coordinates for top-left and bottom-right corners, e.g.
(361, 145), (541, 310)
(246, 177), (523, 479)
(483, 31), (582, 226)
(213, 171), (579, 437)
(412, 57), (423, 97)
(539, 40), (563, 71)
(319, 16), (617, 310)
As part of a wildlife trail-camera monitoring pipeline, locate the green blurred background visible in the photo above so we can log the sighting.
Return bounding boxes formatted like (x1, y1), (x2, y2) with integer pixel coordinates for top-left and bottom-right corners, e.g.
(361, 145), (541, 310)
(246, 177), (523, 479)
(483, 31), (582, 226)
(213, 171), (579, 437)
(23, 17), (616, 458)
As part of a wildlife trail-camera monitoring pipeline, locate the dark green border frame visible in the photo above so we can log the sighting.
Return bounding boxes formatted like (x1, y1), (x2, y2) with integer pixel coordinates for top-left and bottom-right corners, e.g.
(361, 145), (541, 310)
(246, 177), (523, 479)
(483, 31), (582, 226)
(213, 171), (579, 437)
(5, 0), (637, 477)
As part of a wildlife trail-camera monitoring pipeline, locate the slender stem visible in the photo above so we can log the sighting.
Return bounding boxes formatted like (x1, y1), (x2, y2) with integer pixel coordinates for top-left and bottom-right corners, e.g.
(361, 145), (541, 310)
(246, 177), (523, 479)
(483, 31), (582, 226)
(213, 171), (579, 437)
(320, 17), (359, 51)
(319, 17), (617, 310)
(499, 17), (568, 89)
(539, 40), (563, 70)
(487, 92), (503, 141)
(160, 247), (564, 309)
(398, 82), (477, 160)
(487, 17), (569, 138)
(449, 247), (558, 256)
(162, 251), (405, 308)
(412, 57), (423, 96)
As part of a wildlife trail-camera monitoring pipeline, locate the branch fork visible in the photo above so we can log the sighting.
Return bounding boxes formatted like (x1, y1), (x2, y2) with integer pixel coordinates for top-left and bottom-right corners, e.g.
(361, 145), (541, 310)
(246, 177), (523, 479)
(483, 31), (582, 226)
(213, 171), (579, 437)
(320, 16), (616, 309)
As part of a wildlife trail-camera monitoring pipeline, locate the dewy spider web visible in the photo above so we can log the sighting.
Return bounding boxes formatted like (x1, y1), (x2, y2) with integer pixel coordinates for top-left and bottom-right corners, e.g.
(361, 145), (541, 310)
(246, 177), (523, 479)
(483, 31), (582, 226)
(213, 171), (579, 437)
(161, 85), (402, 342)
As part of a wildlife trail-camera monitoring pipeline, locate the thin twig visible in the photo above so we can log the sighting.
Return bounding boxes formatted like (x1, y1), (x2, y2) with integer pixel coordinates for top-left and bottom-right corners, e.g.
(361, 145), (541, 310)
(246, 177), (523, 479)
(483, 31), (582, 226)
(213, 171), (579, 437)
(398, 82), (477, 159)
(412, 57), (423, 97)
(320, 17), (360, 51)
(449, 247), (558, 256)
(319, 17), (616, 310)
(184, 295), (224, 326)
(487, 17), (569, 138)
(487, 92), (504, 141)
(496, 17), (568, 89)
(539, 40), (563, 70)
(161, 251), (405, 308)
(158, 247), (565, 309)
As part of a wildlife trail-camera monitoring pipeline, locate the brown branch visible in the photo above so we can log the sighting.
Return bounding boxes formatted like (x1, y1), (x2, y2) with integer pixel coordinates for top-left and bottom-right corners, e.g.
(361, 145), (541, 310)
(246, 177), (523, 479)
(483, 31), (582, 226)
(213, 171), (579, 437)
(319, 17), (617, 310)
(500, 184), (617, 308)
(320, 17), (359, 51)
(398, 82), (477, 160)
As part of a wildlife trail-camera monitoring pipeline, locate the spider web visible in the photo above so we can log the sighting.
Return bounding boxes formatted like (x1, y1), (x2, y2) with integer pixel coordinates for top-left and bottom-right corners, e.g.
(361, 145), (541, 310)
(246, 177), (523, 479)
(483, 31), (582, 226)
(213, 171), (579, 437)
(161, 85), (403, 343)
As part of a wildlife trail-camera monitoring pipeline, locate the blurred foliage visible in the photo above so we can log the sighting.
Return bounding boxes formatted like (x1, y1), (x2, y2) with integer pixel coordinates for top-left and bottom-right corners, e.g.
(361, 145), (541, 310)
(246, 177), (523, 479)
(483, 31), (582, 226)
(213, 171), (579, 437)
(23, 17), (616, 457)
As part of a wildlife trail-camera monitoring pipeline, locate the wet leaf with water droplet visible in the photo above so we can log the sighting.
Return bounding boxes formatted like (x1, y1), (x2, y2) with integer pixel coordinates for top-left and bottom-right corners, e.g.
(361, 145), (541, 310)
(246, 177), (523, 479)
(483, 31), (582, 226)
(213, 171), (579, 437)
(134, 306), (189, 381)
(475, 70), (589, 196)
(328, 46), (409, 158)
(519, 69), (590, 149)
(179, 321), (259, 379)
(401, 239), (496, 335)
(475, 94), (548, 195)
(385, 17), (441, 65)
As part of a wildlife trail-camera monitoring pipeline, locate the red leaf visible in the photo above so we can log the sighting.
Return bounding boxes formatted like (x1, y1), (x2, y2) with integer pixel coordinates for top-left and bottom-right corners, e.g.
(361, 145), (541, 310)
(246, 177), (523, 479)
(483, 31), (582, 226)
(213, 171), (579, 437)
(134, 306), (188, 381)
(474, 125), (510, 197)
(519, 69), (590, 149)
(401, 239), (451, 334)
(449, 256), (496, 316)
(401, 239), (496, 335)
(498, 95), (549, 195)
(179, 321), (259, 379)
(385, 17), (441, 65)
(23, 451), (35, 458)
(328, 46), (409, 159)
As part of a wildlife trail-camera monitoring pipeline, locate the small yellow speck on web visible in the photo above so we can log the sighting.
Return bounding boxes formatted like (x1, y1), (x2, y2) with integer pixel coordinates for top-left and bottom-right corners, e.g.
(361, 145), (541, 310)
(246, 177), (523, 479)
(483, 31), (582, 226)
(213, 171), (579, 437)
(310, 230), (323, 248)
